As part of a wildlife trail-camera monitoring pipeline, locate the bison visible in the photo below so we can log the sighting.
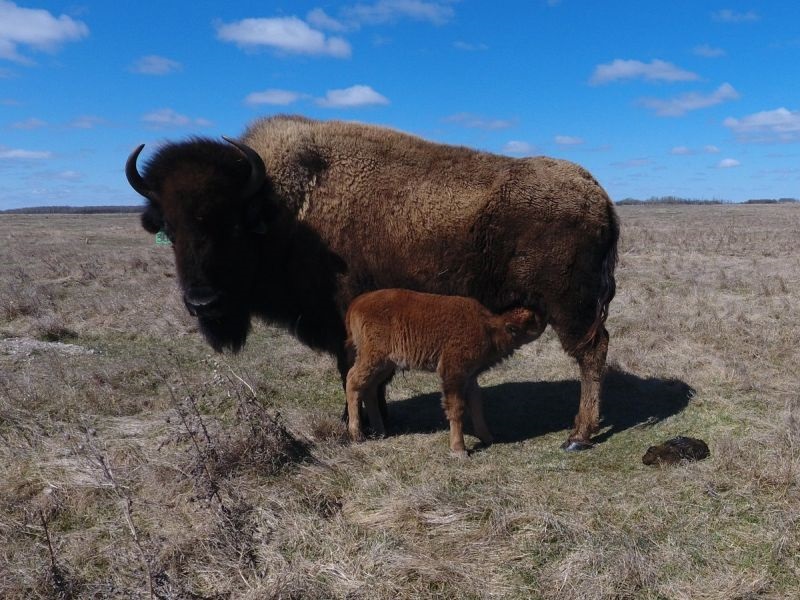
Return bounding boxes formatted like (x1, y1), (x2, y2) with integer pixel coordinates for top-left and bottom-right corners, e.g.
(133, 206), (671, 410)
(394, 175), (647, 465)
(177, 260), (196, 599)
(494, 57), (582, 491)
(126, 115), (619, 451)
(344, 288), (548, 457)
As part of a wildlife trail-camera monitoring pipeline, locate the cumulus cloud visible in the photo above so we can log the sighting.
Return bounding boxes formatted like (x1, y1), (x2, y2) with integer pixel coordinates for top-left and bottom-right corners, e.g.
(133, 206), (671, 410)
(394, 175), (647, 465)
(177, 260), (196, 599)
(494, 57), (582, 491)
(693, 44), (726, 58)
(555, 135), (584, 146)
(0, 1), (88, 64)
(245, 89), (306, 106)
(216, 17), (351, 58)
(718, 158), (740, 168)
(306, 8), (347, 32)
(130, 55), (182, 75)
(444, 112), (516, 130)
(671, 146), (692, 155)
(142, 108), (212, 129)
(342, 1), (455, 26)
(704, 145), (720, 153)
(0, 147), (52, 159)
(589, 59), (699, 85)
(723, 107), (800, 142)
(503, 141), (535, 155)
(712, 9), (759, 23)
(639, 83), (739, 117)
(316, 85), (389, 108)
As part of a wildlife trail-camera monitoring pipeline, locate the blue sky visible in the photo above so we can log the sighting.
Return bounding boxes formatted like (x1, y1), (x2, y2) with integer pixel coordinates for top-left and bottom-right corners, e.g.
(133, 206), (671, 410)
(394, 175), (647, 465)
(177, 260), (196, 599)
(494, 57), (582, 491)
(1, 0), (799, 208)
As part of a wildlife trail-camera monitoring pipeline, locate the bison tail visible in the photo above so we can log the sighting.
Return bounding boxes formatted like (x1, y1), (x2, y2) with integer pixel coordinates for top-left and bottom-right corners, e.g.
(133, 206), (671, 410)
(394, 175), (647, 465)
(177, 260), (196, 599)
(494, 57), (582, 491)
(577, 202), (619, 353)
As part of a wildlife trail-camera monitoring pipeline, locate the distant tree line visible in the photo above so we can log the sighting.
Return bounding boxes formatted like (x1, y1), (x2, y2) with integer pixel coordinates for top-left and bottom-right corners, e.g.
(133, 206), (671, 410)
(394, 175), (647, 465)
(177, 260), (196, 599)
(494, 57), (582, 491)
(617, 196), (798, 205)
(0, 205), (143, 214)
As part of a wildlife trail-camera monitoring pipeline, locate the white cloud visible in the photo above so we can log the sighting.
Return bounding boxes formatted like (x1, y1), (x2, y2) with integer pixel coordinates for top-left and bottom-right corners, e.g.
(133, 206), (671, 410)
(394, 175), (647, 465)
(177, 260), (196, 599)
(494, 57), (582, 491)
(68, 115), (105, 129)
(130, 55), (182, 75)
(693, 44), (725, 58)
(343, 1), (455, 26)
(704, 145), (720, 154)
(216, 17), (351, 58)
(589, 59), (699, 85)
(612, 158), (652, 168)
(11, 117), (46, 129)
(453, 41), (488, 51)
(444, 112), (516, 130)
(639, 83), (739, 117)
(142, 108), (212, 129)
(306, 8), (347, 32)
(712, 9), (759, 23)
(723, 107), (800, 142)
(555, 135), (584, 146)
(316, 85), (389, 108)
(503, 140), (535, 155)
(0, 1), (88, 64)
(0, 147), (52, 159)
(245, 89), (305, 106)
(56, 170), (81, 181)
(671, 146), (692, 155)
(718, 158), (740, 168)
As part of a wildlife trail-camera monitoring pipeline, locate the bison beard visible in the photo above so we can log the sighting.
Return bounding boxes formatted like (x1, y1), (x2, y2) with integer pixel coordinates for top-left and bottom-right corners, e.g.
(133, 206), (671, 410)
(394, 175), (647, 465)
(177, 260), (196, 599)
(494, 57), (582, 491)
(196, 310), (251, 353)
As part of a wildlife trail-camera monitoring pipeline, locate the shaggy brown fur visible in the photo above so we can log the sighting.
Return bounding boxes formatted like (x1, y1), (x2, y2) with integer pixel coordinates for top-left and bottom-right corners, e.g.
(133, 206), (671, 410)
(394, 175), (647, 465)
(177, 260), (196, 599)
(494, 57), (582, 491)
(345, 289), (547, 457)
(642, 436), (710, 466)
(127, 115), (619, 450)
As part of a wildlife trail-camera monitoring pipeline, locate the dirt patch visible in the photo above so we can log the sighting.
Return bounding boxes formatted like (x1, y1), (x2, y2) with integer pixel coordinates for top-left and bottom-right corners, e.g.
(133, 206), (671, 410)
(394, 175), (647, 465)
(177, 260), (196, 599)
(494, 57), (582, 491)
(0, 336), (96, 357)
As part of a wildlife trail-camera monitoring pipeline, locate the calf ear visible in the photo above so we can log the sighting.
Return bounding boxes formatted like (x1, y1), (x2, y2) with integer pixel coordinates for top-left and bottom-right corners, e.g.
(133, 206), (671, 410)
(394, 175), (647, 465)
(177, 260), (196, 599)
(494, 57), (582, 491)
(141, 203), (163, 234)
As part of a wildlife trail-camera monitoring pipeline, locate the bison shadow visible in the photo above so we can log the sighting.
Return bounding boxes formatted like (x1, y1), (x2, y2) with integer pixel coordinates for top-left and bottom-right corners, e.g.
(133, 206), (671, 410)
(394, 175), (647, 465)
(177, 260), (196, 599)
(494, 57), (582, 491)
(387, 367), (694, 444)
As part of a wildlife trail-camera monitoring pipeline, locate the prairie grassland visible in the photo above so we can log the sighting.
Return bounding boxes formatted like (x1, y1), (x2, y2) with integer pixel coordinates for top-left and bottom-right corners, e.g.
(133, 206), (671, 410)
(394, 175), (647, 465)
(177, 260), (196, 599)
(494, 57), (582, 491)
(0, 206), (798, 599)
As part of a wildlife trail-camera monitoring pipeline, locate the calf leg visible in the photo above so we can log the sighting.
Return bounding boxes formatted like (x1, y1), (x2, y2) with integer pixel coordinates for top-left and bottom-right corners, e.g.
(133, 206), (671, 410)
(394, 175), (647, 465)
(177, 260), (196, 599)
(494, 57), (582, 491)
(465, 378), (493, 445)
(338, 346), (389, 431)
(440, 377), (468, 458)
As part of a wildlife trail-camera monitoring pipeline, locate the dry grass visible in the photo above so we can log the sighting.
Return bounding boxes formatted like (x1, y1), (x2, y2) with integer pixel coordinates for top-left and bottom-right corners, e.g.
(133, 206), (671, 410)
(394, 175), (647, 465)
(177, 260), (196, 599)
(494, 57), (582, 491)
(1, 206), (798, 599)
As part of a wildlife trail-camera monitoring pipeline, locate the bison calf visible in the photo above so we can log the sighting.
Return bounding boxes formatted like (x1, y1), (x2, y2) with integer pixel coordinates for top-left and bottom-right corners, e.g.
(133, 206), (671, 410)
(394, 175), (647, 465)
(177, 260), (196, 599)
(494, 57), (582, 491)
(345, 289), (547, 457)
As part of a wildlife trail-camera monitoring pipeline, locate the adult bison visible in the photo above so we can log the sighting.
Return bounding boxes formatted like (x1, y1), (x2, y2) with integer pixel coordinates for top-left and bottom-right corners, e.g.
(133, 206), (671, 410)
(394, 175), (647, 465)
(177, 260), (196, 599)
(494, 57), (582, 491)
(126, 115), (619, 451)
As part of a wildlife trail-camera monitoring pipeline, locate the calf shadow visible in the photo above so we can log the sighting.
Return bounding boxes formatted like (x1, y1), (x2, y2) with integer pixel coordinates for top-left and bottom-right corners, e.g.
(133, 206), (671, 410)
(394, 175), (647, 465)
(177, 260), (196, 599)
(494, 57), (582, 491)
(388, 367), (694, 444)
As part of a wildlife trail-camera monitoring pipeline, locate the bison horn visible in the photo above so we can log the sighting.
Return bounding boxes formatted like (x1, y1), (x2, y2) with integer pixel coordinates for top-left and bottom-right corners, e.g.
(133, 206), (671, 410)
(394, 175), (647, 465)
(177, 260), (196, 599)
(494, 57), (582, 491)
(125, 144), (157, 200)
(222, 136), (266, 199)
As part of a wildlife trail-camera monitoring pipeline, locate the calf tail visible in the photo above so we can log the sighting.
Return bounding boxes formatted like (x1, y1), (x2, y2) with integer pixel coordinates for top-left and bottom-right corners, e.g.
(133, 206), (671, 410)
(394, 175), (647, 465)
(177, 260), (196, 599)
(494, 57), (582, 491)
(577, 202), (619, 352)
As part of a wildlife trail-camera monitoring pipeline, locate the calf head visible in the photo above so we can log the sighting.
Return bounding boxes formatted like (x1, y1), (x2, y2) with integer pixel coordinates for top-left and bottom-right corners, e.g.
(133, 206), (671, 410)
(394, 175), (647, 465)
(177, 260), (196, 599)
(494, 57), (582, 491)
(503, 306), (548, 345)
(126, 137), (273, 352)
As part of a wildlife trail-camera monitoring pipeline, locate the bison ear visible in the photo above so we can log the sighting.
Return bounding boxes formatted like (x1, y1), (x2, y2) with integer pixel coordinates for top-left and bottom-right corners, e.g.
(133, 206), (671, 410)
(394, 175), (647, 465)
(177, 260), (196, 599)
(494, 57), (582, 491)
(141, 203), (163, 234)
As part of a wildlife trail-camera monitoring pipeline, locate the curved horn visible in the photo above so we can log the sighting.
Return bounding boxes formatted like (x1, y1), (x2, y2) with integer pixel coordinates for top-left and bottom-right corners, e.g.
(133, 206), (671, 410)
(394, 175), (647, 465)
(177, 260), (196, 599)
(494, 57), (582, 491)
(222, 136), (266, 198)
(125, 144), (156, 200)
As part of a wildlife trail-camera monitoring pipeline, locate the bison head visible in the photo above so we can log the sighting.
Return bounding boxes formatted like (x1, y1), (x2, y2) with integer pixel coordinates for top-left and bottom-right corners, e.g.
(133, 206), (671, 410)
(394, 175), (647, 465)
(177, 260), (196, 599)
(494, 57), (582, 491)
(126, 137), (272, 352)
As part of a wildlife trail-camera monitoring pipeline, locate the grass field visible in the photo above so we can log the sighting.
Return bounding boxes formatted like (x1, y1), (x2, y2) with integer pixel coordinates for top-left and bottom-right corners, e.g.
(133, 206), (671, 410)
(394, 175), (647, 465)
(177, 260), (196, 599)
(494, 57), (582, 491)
(1, 205), (798, 599)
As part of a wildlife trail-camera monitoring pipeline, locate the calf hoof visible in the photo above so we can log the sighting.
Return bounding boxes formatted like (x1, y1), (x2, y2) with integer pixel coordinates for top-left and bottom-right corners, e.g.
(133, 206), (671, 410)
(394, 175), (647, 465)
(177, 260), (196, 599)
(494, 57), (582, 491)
(449, 448), (469, 459)
(349, 430), (366, 444)
(561, 439), (594, 452)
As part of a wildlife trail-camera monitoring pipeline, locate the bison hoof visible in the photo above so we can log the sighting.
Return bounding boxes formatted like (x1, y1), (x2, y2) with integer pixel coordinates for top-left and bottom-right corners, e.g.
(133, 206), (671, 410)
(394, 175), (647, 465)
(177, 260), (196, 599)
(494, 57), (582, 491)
(561, 439), (594, 452)
(449, 449), (469, 459)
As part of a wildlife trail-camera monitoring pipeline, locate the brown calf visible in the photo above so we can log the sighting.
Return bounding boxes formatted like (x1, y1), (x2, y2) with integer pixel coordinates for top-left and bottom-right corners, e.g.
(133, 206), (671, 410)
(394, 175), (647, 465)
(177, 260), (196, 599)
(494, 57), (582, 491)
(344, 289), (547, 457)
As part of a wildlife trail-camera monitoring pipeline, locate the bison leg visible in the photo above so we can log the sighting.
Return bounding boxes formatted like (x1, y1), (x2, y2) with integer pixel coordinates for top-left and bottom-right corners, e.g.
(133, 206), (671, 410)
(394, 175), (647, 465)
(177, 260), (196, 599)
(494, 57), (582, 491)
(563, 325), (609, 451)
(465, 378), (493, 446)
(440, 377), (469, 458)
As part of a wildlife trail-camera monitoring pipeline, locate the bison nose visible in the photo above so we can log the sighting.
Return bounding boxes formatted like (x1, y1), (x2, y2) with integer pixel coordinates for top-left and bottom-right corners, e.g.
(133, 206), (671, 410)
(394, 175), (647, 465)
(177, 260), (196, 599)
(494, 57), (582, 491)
(183, 287), (222, 317)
